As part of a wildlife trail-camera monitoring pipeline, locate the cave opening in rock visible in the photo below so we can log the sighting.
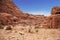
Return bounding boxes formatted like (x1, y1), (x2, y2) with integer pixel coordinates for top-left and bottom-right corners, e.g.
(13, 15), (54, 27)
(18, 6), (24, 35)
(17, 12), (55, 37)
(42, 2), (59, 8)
(13, 19), (17, 22)
(56, 12), (60, 14)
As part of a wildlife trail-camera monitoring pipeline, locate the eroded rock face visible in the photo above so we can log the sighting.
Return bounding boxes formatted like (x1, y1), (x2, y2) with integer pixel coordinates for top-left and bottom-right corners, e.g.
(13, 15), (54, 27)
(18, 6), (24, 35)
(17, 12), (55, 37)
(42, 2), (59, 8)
(0, 0), (23, 26)
(0, 0), (23, 17)
(50, 6), (60, 28)
(0, 0), (46, 26)
(0, 13), (19, 26)
(42, 6), (60, 28)
(51, 6), (60, 15)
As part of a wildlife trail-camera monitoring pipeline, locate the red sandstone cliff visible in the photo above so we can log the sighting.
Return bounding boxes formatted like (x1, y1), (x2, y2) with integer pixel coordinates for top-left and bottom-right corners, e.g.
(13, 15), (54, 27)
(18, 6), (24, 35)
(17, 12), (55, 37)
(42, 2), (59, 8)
(0, 0), (46, 26)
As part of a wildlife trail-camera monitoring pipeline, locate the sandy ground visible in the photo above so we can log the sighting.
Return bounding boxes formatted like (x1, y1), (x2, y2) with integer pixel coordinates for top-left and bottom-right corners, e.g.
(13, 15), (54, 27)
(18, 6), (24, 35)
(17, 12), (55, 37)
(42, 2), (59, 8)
(0, 25), (60, 40)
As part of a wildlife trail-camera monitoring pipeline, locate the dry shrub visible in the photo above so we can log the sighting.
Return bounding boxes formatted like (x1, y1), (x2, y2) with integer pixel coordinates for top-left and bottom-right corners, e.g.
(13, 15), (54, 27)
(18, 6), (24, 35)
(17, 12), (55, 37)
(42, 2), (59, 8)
(0, 26), (4, 29)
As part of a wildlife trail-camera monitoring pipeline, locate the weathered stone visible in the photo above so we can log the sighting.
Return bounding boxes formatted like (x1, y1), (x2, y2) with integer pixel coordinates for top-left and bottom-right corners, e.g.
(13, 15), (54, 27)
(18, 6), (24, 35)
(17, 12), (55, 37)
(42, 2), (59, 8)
(43, 6), (60, 28)
(0, 13), (19, 26)
(0, 0), (23, 17)
(0, 0), (46, 26)
(51, 6), (60, 15)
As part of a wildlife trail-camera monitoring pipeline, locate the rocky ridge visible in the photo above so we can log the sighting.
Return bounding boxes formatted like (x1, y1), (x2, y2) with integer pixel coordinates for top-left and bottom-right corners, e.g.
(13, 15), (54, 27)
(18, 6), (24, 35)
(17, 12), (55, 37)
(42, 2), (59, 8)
(0, 0), (46, 27)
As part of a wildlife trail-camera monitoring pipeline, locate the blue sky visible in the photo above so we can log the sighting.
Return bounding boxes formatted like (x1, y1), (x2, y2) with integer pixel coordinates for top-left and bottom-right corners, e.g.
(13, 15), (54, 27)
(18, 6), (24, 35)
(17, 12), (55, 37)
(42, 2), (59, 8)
(13, 0), (60, 16)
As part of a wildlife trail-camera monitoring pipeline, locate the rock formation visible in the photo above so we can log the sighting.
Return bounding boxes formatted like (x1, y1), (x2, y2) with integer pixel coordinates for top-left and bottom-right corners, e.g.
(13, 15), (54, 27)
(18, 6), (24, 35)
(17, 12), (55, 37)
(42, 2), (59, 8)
(0, 0), (23, 26)
(1, 0), (60, 29)
(0, 0), (46, 26)
(0, 13), (19, 26)
(0, 0), (23, 17)
(50, 6), (60, 28)
(42, 6), (60, 28)
(51, 6), (60, 15)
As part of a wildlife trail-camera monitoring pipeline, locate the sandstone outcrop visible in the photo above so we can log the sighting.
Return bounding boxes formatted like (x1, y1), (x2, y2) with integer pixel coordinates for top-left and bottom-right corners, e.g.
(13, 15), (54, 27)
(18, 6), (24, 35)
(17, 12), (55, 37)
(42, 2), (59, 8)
(0, 13), (19, 26)
(42, 6), (60, 28)
(0, 0), (60, 29)
(0, 0), (23, 17)
(0, 0), (46, 26)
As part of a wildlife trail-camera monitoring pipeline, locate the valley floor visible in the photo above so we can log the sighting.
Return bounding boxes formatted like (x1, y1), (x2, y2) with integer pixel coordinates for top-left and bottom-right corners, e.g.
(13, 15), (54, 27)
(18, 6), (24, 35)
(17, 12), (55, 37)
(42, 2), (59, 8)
(0, 25), (60, 40)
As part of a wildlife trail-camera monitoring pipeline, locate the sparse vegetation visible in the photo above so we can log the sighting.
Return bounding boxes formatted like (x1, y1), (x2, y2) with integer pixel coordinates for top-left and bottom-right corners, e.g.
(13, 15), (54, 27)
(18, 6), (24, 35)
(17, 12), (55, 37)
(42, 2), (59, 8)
(35, 25), (40, 29)
(0, 26), (4, 29)
(36, 29), (38, 32)
(5, 26), (12, 30)
(0, 0), (60, 40)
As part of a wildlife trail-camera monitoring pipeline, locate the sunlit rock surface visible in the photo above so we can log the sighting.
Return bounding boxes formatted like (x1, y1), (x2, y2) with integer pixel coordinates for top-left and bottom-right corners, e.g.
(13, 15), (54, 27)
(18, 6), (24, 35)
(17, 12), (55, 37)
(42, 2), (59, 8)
(0, 0), (60, 40)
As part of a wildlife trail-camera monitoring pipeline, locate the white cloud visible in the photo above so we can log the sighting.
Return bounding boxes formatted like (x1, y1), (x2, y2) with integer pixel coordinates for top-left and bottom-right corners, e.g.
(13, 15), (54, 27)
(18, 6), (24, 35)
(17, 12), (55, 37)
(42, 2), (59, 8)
(25, 11), (50, 16)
